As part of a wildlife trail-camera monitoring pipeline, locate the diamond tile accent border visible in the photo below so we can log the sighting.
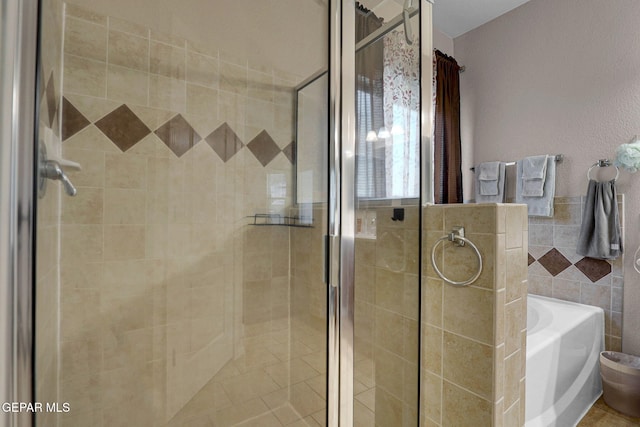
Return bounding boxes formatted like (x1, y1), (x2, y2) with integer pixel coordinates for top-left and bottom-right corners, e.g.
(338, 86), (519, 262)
(536, 248), (572, 277)
(95, 104), (151, 151)
(45, 72), (58, 128)
(527, 253), (535, 266)
(529, 248), (616, 283)
(575, 257), (612, 283)
(61, 98), (90, 141)
(282, 142), (295, 164)
(206, 123), (244, 162)
(63, 99), (289, 166)
(155, 114), (202, 157)
(247, 130), (280, 167)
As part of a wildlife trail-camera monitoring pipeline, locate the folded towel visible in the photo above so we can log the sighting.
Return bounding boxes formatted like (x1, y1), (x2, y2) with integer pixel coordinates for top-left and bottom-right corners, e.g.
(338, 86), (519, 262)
(521, 155), (548, 197)
(516, 156), (556, 217)
(522, 155), (548, 179)
(475, 162), (506, 203)
(477, 161), (501, 196)
(576, 179), (623, 260)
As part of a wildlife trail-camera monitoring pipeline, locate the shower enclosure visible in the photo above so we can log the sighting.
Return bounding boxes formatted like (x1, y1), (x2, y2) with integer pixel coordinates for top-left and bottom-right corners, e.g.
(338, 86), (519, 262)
(0, 0), (433, 426)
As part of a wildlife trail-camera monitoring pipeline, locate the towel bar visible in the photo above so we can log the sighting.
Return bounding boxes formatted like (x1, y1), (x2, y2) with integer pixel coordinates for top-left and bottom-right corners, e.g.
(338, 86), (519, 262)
(470, 154), (564, 172)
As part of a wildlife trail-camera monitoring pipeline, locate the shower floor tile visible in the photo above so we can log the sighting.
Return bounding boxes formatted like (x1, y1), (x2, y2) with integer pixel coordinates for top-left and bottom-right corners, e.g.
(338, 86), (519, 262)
(167, 319), (327, 427)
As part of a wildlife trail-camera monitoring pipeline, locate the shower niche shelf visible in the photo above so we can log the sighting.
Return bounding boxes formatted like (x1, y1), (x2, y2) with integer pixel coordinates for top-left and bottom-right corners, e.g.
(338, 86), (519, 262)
(249, 213), (313, 228)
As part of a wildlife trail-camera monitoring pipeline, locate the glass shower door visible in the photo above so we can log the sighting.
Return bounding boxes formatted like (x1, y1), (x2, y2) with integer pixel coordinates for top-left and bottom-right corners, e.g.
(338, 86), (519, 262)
(32, 0), (330, 426)
(28, 0), (433, 426)
(350, 1), (423, 426)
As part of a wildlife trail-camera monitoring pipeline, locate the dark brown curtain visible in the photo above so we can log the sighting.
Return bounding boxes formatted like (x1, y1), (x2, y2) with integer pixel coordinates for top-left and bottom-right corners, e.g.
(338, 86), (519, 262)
(355, 3), (385, 198)
(434, 49), (463, 203)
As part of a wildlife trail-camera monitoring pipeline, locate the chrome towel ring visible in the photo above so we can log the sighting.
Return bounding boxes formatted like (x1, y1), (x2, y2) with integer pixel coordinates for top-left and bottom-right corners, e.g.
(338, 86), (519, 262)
(430, 226), (483, 287)
(587, 159), (619, 182)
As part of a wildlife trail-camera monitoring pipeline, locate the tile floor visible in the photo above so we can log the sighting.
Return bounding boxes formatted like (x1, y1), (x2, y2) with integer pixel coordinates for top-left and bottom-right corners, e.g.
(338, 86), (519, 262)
(165, 320), (640, 427)
(162, 318), (384, 427)
(165, 320), (329, 427)
(578, 397), (640, 426)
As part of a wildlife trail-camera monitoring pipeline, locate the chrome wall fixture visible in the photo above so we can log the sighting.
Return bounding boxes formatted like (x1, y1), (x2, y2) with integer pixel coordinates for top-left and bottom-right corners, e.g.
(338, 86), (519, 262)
(38, 141), (78, 197)
(587, 159), (620, 182)
(430, 226), (483, 287)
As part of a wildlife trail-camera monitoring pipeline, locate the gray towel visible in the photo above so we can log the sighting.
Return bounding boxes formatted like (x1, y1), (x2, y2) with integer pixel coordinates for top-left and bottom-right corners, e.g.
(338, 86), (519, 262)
(521, 155), (548, 197)
(576, 180), (623, 260)
(515, 156), (556, 217)
(475, 162), (506, 203)
(478, 161), (501, 196)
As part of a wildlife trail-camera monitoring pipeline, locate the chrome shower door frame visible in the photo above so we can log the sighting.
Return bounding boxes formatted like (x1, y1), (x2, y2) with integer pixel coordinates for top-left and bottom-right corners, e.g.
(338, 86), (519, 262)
(0, 0), (40, 426)
(327, 0), (356, 425)
(328, 1), (434, 426)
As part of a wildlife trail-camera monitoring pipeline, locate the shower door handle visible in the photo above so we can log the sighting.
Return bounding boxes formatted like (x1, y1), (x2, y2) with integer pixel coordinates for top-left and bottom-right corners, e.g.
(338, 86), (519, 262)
(41, 160), (77, 196)
(38, 141), (78, 197)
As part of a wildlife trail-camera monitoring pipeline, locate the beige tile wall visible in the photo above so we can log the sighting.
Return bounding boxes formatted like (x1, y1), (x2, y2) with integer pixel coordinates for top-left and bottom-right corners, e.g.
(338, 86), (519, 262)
(289, 204), (421, 426)
(354, 206), (421, 426)
(289, 205), (328, 420)
(527, 196), (624, 351)
(58, 3), (301, 425)
(35, 1), (64, 426)
(422, 204), (528, 427)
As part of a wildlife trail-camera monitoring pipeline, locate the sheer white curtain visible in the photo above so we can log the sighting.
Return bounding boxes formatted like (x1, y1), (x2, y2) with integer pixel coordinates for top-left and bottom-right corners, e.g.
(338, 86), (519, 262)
(382, 27), (420, 199)
(355, 15), (419, 200)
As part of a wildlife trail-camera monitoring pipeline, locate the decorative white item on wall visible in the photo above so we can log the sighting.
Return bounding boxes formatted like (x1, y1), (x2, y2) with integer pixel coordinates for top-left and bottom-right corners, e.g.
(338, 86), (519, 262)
(615, 135), (640, 173)
(615, 136), (640, 275)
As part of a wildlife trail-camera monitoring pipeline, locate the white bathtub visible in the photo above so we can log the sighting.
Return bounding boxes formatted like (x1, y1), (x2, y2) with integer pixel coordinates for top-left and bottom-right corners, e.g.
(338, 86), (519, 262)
(525, 295), (604, 427)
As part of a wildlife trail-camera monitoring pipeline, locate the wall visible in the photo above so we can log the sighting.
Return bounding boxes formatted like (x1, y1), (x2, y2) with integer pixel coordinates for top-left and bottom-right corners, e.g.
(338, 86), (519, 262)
(58, 3), (303, 425)
(454, 0), (640, 354)
(422, 204), (528, 427)
(61, 0), (326, 79)
(35, 1), (63, 426)
(433, 27), (454, 56)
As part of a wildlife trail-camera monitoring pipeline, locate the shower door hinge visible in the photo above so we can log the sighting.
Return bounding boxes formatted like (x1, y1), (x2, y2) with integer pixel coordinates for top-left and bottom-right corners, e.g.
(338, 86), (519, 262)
(325, 235), (339, 288)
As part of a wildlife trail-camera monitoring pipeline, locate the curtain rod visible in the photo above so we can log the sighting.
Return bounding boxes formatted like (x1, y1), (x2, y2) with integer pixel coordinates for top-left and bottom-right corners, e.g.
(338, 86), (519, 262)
(470, 154), (564, 171)
(435, 49), (465, 72)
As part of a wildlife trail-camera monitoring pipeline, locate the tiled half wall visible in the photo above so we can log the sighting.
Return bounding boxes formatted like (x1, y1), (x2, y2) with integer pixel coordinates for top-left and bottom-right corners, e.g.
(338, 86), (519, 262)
(527, 196), (624, 351)
(422, 204), (528, 427)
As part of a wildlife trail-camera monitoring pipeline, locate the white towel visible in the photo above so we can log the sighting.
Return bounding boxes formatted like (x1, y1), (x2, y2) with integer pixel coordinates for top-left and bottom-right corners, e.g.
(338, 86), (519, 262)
(475, 162), (506, 203)
(516, 156), (556, 217)
(521, 155), (548, 197)
(477, 161), (501, 196)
